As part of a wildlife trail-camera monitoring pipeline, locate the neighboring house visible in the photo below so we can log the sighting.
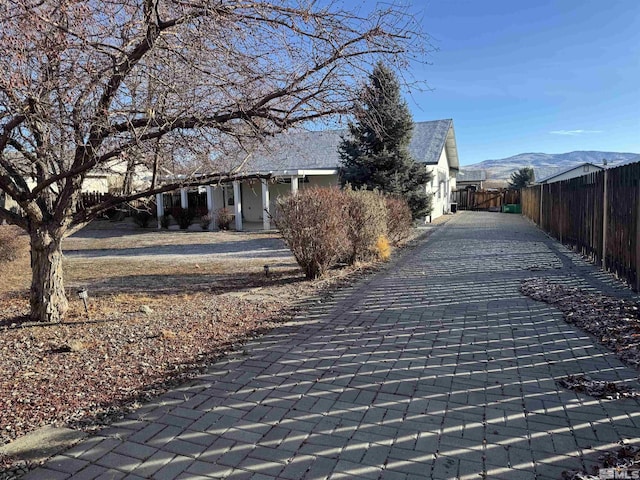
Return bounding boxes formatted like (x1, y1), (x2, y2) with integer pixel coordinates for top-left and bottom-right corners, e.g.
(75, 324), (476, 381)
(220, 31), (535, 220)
(535, 162), (605, 184)
(456, 170), (487, 190)
(0, 157), (153, 221)
(81, 160), (154, 194)
(483, 179), (509, 190)
(156, 119), (461, 229)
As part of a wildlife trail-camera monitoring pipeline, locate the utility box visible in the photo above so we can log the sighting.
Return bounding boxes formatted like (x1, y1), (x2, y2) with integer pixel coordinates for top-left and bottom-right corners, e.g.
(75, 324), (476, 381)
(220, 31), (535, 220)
(502, 204), (522, 214)
(450, 202), (458, 213)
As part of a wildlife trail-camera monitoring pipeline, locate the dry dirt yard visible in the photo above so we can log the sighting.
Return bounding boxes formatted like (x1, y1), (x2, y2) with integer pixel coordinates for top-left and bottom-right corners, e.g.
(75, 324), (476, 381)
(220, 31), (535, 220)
(0, 219), (381, 470)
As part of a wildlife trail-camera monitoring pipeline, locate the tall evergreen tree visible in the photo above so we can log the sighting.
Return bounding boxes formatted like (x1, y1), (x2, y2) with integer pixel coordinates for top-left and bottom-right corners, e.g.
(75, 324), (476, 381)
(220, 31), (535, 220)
(339, 62), (432, 218)
(509, 167), (535, 188)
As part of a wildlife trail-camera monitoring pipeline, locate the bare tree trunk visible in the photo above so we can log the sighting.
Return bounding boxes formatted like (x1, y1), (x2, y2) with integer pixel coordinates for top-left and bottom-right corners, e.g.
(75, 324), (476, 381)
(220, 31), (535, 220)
(29, 227), (68, 323)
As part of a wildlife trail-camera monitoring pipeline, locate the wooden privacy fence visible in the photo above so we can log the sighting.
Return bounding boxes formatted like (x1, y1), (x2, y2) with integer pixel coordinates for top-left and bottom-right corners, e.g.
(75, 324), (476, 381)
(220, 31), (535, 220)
(79, 192), (153, 215)
(452, 189), (520, 210)
(522, 162), (640, 292)
(79, 191), (111, 208)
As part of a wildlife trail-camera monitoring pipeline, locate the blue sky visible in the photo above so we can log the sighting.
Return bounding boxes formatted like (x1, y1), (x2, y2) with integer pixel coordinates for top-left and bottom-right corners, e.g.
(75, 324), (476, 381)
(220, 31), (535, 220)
(397, 0), (640, 166)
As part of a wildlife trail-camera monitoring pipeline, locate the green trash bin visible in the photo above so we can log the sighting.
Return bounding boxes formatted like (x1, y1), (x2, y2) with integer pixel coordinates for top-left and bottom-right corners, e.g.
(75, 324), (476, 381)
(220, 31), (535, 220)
(502, 204), (522, 214)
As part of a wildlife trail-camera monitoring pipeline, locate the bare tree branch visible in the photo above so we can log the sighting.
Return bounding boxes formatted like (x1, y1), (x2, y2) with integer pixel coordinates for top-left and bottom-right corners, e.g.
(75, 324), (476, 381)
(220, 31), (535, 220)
(0, 0), (430, 321)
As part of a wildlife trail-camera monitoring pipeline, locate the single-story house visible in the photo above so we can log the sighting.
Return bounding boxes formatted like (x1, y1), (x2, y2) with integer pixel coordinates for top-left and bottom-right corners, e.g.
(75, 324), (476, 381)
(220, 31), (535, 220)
(157, 119), (460, 230)
(456, 170), (487, 190)
(535, 162), (605, 184)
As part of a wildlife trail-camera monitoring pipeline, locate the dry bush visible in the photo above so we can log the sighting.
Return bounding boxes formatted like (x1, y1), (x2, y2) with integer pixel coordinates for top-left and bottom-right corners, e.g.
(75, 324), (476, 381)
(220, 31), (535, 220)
(374, 235), (391, 261)
(216, 208), (233, 230)
(171, 207), (195, 230)
(385, 195), (414, 245)
(200, 214), (212, 230)
(0, 225), (29, 264)
(132, 210), (154, 228)
(344, 187), (387, 264)
(274, 187), (349, 279)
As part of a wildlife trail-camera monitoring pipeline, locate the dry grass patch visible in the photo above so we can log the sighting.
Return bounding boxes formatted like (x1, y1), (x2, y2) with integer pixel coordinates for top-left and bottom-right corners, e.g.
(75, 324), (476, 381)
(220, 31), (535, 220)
(63, 258), (302, 296)
(0, 226), (30, 294)
(0, 224), (335, 453)
(0, 225), (29, 264)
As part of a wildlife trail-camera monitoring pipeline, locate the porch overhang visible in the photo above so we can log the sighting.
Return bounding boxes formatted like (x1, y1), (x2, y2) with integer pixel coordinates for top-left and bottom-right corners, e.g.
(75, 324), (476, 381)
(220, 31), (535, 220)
(253, 168), (338, 177)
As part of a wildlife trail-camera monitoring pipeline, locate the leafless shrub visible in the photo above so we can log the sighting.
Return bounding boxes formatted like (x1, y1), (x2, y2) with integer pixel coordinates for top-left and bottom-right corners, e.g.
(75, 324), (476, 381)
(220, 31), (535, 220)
(344, 187), (388, 264)
(200, 214), (212, 230)
(171, 207), (195, 230)
(159, 215), (171, 229)
(385, 195), (413, 245)
(274, 187), (349, 279)
(132, 211), (154, 228)
(216, 208), (233, 231)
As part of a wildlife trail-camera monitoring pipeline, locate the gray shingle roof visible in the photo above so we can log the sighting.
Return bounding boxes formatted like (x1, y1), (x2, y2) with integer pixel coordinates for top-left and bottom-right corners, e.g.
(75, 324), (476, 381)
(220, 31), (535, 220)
(409, 119), (453, 165)
(458, 169), (487, 182)
(248, 130), (342, 171)
(246, 119), (455, 172)
(536, 162), (605, 184)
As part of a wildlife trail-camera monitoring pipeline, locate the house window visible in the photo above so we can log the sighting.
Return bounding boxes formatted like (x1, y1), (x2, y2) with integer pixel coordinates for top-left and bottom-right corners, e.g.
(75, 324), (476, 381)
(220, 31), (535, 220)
(583, 165), (590, 172)
(223, 185), (234, 206)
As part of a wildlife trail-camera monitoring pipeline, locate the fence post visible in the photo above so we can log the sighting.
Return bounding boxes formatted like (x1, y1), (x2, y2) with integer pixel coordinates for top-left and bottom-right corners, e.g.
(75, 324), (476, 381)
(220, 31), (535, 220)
(558, 182), (563, 243)
(539, 184), (543, 226)
(602, 169), (609, 270)
(636, 177), (640, 292)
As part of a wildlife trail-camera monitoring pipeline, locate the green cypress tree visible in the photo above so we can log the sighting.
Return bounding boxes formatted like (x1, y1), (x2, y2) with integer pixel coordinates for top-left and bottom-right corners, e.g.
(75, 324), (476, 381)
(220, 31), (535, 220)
(509, 167), (535, 188)
(338, 62), (432, 218)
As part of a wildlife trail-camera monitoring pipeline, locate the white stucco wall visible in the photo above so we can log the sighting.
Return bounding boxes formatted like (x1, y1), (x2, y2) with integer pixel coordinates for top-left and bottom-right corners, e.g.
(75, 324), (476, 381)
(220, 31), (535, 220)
(241, 181), (265, 223)
(425, 147), (454, 220)
(268, 181), (295, 218)
(82, 176), (109, 194)
(214, 186), (227, 211)
(305, 174), (339, 188)
(244, 174), (340, 223)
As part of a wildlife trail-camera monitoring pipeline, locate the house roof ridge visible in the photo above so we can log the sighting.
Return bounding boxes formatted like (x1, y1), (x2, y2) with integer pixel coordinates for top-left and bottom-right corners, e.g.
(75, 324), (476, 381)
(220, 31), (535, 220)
(536, 162), (604, 183)
(245, 119), (457, 172)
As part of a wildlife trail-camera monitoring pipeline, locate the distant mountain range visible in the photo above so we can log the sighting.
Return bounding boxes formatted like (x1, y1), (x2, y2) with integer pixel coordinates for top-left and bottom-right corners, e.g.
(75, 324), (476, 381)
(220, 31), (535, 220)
(463, 151), (640, 181)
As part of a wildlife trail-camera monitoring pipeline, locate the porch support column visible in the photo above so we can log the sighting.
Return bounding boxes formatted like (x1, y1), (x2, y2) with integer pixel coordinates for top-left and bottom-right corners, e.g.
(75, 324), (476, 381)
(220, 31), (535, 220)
(180, 188), (188, 209)
(233, 180), (243, 231)
(155, 193), (164, 229)
(290, 175), (299, 195)
(261, 179), (271, 230)
(206, 185), (215, 231)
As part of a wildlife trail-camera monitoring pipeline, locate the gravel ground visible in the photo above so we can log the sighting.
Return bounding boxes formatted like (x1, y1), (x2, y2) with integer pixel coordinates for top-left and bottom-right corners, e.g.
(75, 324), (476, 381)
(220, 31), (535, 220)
(521, 277), (640, 479)
(0, 219), (392, 475)
(521, 278), (640, 369)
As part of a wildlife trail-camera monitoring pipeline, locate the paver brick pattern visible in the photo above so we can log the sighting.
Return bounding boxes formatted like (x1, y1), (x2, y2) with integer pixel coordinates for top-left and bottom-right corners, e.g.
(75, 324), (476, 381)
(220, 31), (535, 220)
(26, 212), (640, 479)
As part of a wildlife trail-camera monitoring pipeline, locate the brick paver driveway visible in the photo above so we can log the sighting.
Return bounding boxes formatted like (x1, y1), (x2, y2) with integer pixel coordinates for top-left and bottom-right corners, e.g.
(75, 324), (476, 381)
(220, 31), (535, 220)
(29, 211), (640, 480)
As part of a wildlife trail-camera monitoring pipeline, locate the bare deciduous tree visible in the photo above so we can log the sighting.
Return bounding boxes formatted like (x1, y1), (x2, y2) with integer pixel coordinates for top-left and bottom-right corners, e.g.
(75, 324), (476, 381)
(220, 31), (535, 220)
(0, 0), (427, 322)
